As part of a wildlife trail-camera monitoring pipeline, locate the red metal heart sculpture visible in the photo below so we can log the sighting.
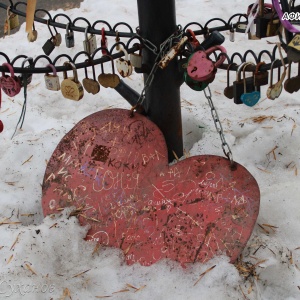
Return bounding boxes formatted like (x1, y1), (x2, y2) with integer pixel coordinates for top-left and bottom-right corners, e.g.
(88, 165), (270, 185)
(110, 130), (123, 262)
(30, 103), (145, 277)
(42, 109), (260, 266)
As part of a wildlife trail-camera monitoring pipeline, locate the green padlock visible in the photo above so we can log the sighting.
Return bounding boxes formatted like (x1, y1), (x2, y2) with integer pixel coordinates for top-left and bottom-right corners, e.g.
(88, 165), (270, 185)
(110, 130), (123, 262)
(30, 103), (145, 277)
(184, 71), (208, 91)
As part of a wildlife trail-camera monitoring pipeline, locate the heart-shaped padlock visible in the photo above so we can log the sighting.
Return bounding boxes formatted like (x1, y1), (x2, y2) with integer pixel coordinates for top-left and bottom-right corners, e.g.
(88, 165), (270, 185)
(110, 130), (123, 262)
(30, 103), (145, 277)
(82, 59), (100, 95)
(116, 47), (133, 78)
(187, 45), (226, 82)
(98, 57), (120, 88)
(61, 62), (84, 101)
(0, 63), (21, 97)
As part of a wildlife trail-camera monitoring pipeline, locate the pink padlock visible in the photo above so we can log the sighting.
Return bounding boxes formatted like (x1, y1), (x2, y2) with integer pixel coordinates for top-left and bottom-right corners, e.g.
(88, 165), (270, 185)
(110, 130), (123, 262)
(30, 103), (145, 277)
(0, 63), (21, 97)
(187, 45), (226, 82)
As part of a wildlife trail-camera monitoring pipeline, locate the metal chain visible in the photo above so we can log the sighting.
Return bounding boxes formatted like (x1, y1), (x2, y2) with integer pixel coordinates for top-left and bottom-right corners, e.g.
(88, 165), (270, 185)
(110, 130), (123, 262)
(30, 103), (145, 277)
(131, 28), (184, 113)
(203, 86), (235, 168)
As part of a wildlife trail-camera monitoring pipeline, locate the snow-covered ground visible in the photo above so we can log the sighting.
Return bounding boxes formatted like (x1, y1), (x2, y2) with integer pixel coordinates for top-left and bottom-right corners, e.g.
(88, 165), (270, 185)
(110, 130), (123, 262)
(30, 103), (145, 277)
(0, 0), (300, 299)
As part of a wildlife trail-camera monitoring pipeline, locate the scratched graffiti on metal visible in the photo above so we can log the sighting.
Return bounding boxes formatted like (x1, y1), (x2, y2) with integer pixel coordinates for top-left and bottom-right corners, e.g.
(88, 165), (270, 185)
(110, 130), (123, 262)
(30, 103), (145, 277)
(42, 108), (260, 266)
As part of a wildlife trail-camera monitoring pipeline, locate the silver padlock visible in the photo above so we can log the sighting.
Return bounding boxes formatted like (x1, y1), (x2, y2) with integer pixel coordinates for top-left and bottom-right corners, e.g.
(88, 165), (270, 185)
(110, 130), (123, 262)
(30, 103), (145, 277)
(130, 45), (142, 68)
(83, 26), (97, 55)
(65, 23), (74, 48)
(44, 64), (60, 91)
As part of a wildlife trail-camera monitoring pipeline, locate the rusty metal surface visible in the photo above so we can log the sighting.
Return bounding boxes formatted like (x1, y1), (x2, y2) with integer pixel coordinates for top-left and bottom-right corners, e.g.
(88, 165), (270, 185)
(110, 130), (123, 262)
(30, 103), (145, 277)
(42, 108), (260, 266)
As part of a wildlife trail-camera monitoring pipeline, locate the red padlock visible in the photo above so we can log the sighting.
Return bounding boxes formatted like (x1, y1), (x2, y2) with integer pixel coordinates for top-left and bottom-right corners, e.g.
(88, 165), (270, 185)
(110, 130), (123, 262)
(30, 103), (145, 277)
(187, 45), (226, 82)
(186, 29), (200, 49)
(0, 63), (21, 97)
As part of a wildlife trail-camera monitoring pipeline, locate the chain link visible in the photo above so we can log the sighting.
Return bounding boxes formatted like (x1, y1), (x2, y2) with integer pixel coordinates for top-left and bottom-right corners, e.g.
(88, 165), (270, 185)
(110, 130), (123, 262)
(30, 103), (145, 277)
(203, 86), (235, 168)
(131, 28), (184, 113)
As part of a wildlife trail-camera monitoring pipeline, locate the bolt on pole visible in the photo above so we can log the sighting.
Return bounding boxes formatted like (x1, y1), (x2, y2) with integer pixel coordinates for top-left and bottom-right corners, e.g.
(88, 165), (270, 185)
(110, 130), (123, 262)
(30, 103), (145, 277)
(137, 0), (183, 162)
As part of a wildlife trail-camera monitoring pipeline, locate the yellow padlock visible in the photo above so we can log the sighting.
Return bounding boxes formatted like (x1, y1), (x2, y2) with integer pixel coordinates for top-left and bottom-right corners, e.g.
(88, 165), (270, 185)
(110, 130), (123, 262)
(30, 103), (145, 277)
(61, 62), (84, 101)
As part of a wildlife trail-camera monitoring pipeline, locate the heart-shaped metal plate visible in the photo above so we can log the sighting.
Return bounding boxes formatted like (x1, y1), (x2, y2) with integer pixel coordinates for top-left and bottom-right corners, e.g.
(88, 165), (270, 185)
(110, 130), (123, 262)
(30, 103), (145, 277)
(42, 109), (260, 266)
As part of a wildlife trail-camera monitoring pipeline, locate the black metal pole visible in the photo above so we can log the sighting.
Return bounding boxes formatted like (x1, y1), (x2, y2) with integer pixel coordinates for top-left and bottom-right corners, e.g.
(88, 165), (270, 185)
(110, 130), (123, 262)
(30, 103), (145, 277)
(137, 0), (183, 162)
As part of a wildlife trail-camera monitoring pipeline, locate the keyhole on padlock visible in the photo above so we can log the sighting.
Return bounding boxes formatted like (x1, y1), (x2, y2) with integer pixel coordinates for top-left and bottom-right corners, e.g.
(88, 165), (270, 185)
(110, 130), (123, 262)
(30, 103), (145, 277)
(191, 66), (197, 73)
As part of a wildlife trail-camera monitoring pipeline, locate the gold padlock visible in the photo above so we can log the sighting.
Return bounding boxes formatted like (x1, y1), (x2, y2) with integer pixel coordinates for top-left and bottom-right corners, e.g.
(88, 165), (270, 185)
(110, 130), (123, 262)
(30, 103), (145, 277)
(27, 22), (38, 42)
(98, 56), (120, 88)
(61, 62), (84, 101)
(4, 7), (19, 36)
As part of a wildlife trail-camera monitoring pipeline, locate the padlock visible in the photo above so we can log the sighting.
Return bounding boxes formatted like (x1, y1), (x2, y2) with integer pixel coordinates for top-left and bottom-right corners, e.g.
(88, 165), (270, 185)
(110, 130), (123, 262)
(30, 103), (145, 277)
(46, 20), (61, 47)
(254, 62), (269, 86)
(287, 34), (300, 63)
(224, 63), (236, 99)
(52, 26), (62, 47)
(240, 63), (261, 107)
(101, 28), (108, 55)
(158, 36), (188, 69)
(83, 26), (97, 55)
(236, 15), (248, 33)
(27, 22), (38, 42)
(255, 1), (280, 38)
(184, 71), (208, 91)
(284, 62), (300, 94)
(115, 30), (120, 51)
(65, 23), (74, 48)
(7, 8), (19, 31)
(130, 44), (143, 68)
(186, 29), (200, 49)
(82, 60), (100, 94)
(187, 45), (226, 82)
(18, 57), (34, 87)
(61, 62), (84, 101)
(0, 63), (21, 97)
(98, 57), (120, 88)
(233, 62), (260, 105)
(44, 64), (60, 91)
(267, 59), (286, 100)
(116, 47), (133, 78)
(229, 23), (235, 42)
(42, 38), (55, 56)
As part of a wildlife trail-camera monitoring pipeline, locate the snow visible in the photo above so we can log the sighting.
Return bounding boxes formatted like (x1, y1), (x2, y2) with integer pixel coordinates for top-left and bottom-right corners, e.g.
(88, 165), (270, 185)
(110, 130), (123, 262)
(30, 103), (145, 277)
(0, 0), (300, 299)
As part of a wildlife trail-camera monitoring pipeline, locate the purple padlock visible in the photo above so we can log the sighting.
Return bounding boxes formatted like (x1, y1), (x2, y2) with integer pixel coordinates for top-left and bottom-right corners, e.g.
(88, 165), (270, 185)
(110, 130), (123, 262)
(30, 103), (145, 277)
(187, 45), (227, 82)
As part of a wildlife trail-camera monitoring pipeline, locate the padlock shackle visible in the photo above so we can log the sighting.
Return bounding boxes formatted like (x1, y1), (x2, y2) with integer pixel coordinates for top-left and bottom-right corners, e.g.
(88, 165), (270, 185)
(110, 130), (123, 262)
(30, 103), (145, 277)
(242, 62), (255, 93)
(84, 26), (90, 40)
(66, 22), (73, 34)
(21, 57), (34, 69)
(236, 62), (249, 81)
(84, 59), (97, 80)
(47, 19), (55, 38)
(1, 62), (14, 77)
(46, 64), (57, 75)
(269, 59), (281, 85)
(102, 55), (116, 74)
(226, 63), (236, 87)
(119, 46), (129, 60)
(205, 45), (227, 68)
(63, 61), (79, 83)
(101, 28), (108, 55)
